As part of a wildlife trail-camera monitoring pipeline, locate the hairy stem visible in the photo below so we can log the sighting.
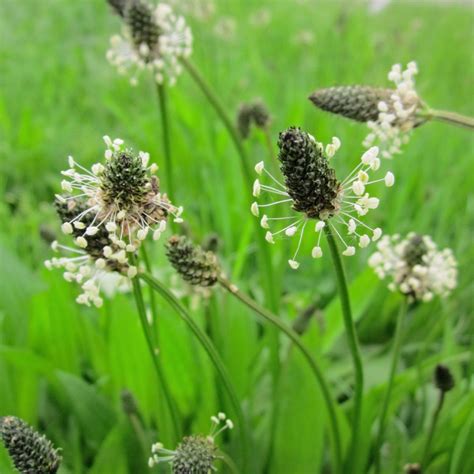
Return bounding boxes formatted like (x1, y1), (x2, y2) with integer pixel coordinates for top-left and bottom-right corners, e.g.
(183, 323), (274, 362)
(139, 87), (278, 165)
(374, 298), (408, 474)
(218, 276), (342, 474)
(421, 390), (446, 469)
(130, 269), (181, 443)
(324, 225), (364, 473)
(140, 272), (250, 472)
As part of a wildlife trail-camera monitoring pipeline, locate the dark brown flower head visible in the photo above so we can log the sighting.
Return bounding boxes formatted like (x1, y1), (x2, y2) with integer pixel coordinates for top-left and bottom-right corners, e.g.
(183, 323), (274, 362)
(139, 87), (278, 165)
(278, 127), (341, 220)
(236, 100), (271, 139)
(166, 236), (220, 287)
(309, 86), (393, 123)
(434, 364), (455, 393)
(402, 233), (428, 268)
(0, 416), (61, 474)
(125, 0), (161, 55)
(107, 0), (127, 17)
(171, 435), (217, 474)
(404, 463), (422, 474)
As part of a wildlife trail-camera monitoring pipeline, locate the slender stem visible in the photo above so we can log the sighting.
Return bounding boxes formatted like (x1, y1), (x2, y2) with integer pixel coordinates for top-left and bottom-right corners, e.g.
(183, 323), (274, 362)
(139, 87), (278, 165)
(139, 272), (250, 472)
(421, 390), (446, 468)
(218, 276), (342, 474)
(419, 108), (474, 130)
(324, 225), (364, 473)
(130, 271), (181, 443)
(140, 244), (159, 339)
(374, 298), (408, 474)
(219, 451), (239, 474)
(181, 56), (280, 390)
(180, 57), (252, 184)
(156, 83), (175, 198)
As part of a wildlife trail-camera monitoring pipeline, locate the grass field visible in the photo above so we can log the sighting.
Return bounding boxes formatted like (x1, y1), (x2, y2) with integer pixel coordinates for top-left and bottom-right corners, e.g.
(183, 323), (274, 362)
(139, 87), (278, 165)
(0, 0), (473, 473)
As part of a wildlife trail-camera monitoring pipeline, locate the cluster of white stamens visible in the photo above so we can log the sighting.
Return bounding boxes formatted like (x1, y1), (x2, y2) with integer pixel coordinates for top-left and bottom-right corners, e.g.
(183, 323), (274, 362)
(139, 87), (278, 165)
(45, 136), (182, 306)
(45, 241), (135, 307)
(148, 412), (233, 468)
(364, 61), (419, 158)
(107, 3), (193, 86)
(251, 140), (393, 269)
(369, 233), (457, 302)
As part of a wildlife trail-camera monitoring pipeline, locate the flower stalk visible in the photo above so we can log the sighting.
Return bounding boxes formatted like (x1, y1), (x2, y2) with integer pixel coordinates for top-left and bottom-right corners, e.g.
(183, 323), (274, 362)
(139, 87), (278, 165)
(418, 107), (474, 130)
(139, 271), (250, 472)
(217, 275), (343, 473)
(324, 224), (364, 472)
(156, 82), (175, 200)
(130, 261), (181, 443)
(374, 298), (409, 474)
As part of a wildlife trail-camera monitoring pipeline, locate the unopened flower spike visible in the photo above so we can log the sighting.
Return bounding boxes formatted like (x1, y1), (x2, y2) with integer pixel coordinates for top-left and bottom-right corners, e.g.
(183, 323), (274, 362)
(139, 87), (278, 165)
(310, 61), (422, 158)
(148, 412), (234, 471)
(369, 233), (457, 302)
(106, 0), (193, 86)
(166, 235), (220, 287)
(0, 416), (62, 474)
(434, 364), (455, 393)
(251, 126), (391, 269)
(236, 99), (271, 139)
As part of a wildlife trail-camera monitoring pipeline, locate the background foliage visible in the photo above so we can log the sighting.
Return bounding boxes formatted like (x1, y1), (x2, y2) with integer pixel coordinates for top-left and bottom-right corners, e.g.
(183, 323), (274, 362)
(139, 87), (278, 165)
(0, 0), (473, 472)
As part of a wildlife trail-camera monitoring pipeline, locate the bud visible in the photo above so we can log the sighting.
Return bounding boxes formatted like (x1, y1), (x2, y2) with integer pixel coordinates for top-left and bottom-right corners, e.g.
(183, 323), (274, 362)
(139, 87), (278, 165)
(0, 416), (61, 474)
(121, 389), (140, 417)
(309, 86), (393, 123)
(278, 127), (341, 220)
(166, 236), (220, 287)
(126, 0), (160, 54)
(172, 435), (217, 473)
(434, 364), (455, 393)
(236, 100), (271, 139)
(107, 0), (127, 17)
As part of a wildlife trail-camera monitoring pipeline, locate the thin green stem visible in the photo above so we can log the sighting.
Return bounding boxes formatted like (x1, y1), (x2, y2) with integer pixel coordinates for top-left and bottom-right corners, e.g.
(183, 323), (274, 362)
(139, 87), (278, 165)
(130, 269), (181, 443)
(181, 56), (280, 388)
(140, 272), (250, 472)
(180, 57), (252, 184)
(156, 83), (175, 199)
(374, 298), (408, 474)
(218, 276), (342, 474)
(140, 244), (159, 339)
(420, 108), (474, 130)
(324, 225), (364, 473)
(421, 390), (446, 469)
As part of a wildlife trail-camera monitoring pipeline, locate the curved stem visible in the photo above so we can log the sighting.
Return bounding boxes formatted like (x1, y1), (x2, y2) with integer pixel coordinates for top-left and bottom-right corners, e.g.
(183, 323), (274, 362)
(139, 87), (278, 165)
(140, 244), (159, 338)
(156, 83), (175, 199)
(374, 298), (408, 474)
(420, 108), (474, 130)
(180, 57), (252, 184)
(421, 390), (446, 469)
(324, 225), (364, 473)
(218, 276), (342, 474)
(130, 271), (181, 443)
(139, 272), (250, 472)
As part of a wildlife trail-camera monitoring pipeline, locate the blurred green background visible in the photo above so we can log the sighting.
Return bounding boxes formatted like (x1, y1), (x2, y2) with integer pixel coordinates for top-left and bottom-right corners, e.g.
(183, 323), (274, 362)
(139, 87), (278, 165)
(0, 0), (473, 472)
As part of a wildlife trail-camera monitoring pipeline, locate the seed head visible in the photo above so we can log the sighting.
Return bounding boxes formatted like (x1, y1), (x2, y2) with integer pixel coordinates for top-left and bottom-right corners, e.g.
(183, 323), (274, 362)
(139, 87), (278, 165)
(0, 416), (61, 474)
(434, 364), (455, 393)
(278, 127), (341, 220)
(309, 85), (393, 123)
(166, 235), (220, 287)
